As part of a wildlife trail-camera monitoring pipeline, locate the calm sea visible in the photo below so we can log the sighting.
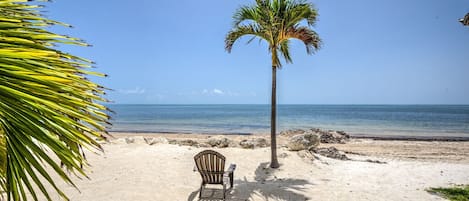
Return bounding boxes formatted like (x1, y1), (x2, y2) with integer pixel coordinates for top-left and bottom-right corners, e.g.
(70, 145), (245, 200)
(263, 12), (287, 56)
(107, 104), (469, 137)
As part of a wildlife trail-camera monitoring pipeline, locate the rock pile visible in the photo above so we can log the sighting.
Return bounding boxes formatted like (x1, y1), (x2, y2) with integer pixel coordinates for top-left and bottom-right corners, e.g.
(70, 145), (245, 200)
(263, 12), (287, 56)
(206, 135), (232, 148)
(143, 137), (168, 145)
(287, 132), (320, 151)
(311, 147), (349, 160)
(279, 129), (306, 137)
(281, 128), (350, 144)
(169, 139), (199, 146)
(239, 138), (269, 149)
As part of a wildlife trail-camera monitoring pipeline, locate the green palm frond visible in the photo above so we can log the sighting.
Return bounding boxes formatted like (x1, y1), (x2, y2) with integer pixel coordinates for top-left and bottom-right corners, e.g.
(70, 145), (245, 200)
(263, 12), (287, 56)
(0, 1), (110, 200)
(225, 24), (269, 53)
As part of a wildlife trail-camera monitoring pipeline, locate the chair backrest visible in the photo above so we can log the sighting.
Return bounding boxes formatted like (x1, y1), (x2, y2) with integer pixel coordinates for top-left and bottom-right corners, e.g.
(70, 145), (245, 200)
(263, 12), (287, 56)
(194, 150), (226, 184)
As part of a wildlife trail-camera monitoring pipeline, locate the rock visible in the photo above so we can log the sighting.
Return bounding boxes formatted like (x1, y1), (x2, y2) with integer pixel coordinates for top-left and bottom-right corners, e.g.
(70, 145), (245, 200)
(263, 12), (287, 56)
(280, 129), (306, 137)
(157, 137), (169, 144)
(206, 135), (231, 148)
(281, 128), (350, 144)
(144, 137), (168, 145)
(287, 133), (320, 151)
(239, 138), (269, 149)
(318, 130), (350, 144)
(144, 137), (156, 145)
(123, 136), (145, 144)
(178, 139), (199, 146)
(312, 147), (349, 160)
(125, 137), (135, 144)
(168, 139), (199, 146)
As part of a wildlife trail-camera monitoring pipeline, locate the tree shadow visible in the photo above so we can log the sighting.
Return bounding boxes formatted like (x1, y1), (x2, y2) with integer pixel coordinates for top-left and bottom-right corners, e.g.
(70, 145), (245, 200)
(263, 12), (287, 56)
(230, 162), (313, 200)
(187, 187), (230, 201)
(188, 162), (313, 201)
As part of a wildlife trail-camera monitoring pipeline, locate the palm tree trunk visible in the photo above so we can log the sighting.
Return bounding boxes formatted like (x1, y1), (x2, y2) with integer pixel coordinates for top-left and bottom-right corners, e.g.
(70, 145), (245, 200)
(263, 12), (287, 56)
(270, 66), (280, 168)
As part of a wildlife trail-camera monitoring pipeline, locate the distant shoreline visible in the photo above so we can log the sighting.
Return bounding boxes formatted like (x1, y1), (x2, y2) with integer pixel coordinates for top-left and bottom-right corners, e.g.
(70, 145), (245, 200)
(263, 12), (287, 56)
(108, 131), (469, 141)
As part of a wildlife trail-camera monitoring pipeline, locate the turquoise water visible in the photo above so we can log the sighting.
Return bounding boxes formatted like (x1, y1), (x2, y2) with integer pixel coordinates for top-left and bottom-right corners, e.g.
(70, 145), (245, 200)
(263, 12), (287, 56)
(107, 104), (469, 137)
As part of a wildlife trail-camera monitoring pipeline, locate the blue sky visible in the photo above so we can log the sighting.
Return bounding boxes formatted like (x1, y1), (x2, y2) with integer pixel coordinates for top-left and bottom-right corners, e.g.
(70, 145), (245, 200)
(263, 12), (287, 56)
(46, 0), (469, 104)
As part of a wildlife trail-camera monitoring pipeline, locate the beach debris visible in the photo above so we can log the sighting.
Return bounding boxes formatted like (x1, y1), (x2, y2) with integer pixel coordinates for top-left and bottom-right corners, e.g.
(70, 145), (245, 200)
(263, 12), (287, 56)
(287, 133), (320, 151)
(144, 137), (168, 145)
(363, 159), (387, 164)
(311, 147), (349, 160)
(206, 135), (232, 148)
(239, 138), (269, 149)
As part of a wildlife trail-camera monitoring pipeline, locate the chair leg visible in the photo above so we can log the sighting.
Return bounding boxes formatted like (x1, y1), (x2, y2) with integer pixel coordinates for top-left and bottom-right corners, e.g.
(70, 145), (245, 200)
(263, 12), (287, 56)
(223, 184), (226, 200)
(230, 172), (234, 188)
(199, 183), (204, 199)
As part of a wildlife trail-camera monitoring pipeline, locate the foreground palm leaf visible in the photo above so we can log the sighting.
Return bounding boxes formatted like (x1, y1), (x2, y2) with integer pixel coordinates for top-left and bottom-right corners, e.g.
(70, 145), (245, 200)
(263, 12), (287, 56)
(0, 0), (109, 200)
(225, 0), (321, 168)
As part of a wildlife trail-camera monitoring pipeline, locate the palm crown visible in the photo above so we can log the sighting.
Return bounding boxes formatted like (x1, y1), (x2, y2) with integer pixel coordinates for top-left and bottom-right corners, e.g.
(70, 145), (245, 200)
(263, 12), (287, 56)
(225, 0), (321, 67)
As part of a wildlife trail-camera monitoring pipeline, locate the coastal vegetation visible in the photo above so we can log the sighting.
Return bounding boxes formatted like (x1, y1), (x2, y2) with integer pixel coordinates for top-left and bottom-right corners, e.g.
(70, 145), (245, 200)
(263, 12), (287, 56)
(225, 0), (321, 168)
(0, 0), (109, 200)
(427, 185), (469, 201)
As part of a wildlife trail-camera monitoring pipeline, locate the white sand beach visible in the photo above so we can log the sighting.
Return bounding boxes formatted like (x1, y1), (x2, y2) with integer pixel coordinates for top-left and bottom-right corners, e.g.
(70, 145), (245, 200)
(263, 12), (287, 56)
(34, 133), (469, 201)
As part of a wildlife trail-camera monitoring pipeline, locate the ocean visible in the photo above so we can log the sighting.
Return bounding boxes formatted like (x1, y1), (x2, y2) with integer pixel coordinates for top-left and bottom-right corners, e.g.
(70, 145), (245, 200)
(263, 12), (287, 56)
(107, 104), (469, 137)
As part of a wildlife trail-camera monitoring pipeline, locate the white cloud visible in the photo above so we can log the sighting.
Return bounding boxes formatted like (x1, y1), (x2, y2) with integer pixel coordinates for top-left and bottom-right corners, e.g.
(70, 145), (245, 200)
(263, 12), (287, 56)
(118, 87), (146, 94)
(213, 89), (224, 95)
(177, 88), (254, 97)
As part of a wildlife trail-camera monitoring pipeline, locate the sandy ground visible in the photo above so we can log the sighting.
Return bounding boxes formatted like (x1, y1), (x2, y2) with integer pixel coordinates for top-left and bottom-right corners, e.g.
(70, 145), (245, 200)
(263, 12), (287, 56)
(36, 133), (469, 201)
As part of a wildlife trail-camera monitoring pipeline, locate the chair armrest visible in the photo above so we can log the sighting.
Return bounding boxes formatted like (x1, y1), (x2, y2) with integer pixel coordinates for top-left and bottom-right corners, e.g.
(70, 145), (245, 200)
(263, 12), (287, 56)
(227, 164), (236, 173)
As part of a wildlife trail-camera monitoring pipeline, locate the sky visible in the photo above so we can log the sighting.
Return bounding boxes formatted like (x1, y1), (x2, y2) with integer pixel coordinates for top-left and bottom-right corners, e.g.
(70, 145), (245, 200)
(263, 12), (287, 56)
(45, 0), (469, 104)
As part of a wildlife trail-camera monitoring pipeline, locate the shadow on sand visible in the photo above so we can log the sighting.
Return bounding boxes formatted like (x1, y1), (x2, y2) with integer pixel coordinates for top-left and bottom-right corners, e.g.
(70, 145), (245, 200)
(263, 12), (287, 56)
(188, 162), (313, 201)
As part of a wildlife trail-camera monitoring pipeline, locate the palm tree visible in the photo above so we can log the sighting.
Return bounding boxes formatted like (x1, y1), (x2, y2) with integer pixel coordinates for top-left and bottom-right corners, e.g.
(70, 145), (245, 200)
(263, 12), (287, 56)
(225, 0), (321, 168)
(0, 1), (110, 200)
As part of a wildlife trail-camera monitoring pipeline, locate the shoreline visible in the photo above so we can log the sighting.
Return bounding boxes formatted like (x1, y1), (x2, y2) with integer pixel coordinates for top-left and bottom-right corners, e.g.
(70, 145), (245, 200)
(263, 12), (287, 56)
(108, 131), (469, 141)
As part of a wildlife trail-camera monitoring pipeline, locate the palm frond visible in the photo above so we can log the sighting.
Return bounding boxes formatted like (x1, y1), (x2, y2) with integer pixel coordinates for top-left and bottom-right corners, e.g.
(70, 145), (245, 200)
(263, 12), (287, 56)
(225, 24), (269, 53)
(279, 40), (292, 64)
(233, 5), (259, 26)
(285, 25), (321, 54)
(0, 1), (110, 200)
